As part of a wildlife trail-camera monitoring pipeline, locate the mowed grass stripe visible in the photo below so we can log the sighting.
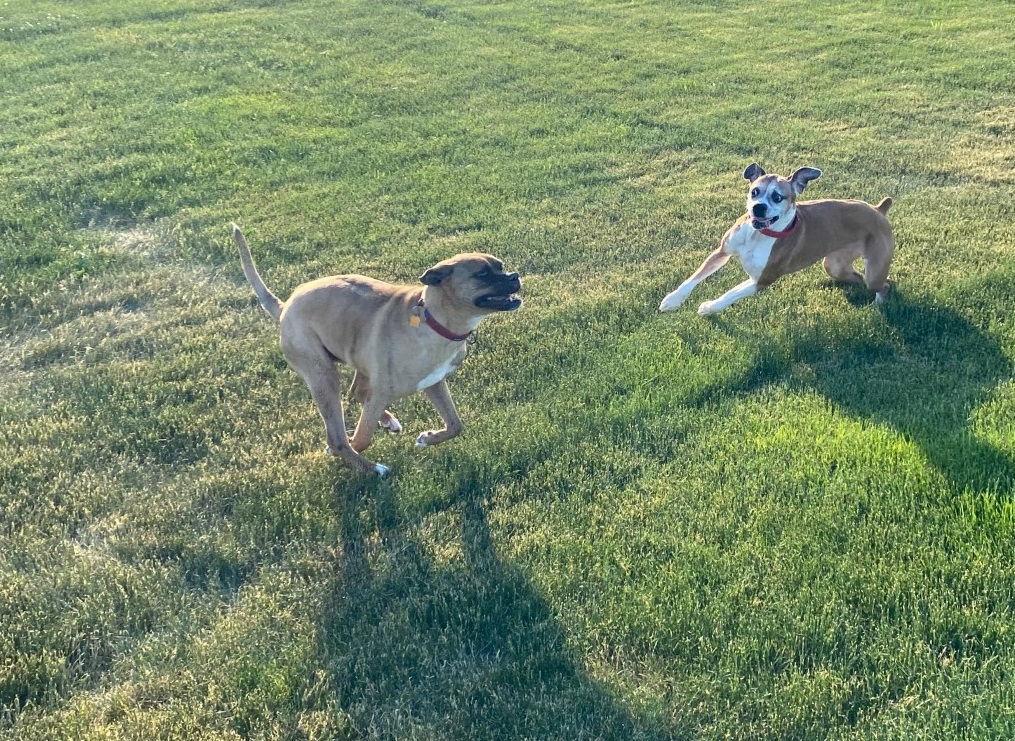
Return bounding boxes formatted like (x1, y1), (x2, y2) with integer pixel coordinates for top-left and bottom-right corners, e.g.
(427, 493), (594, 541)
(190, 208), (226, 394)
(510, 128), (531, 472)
(2, 0), (1014, 738)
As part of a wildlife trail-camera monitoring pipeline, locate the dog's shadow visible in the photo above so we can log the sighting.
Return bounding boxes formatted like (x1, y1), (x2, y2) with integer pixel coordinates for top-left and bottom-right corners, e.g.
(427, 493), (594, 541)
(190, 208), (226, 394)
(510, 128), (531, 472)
(321, 466), (661, 738)
(699, 295), (1013, 496)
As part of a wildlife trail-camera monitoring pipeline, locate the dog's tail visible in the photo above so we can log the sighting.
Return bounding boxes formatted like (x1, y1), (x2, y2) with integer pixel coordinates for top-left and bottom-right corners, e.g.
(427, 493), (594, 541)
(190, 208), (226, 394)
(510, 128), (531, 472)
(232, 223), (283, 321)
(875, 197), (893, 214)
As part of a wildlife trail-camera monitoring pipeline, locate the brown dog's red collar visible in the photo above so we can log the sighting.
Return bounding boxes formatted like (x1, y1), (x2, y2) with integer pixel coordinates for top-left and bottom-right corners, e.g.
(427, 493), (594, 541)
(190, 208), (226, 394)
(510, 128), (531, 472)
(416, 299), (473, 342)
(759, 213), (799, 238)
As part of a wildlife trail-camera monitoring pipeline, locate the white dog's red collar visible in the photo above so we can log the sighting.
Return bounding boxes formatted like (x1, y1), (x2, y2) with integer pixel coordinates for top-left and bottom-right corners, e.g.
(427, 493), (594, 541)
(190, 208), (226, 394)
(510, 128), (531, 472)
(759, 214), (799, 238)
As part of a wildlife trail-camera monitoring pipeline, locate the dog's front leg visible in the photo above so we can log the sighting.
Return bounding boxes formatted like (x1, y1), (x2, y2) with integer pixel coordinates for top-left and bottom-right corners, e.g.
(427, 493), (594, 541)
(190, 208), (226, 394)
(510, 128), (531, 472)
(659, 248), (731, 311)
(349, 392), (393, 454)
(697, 278), (758, 316)
(416, 380), (462, 448)
(350, 371), (402, 433)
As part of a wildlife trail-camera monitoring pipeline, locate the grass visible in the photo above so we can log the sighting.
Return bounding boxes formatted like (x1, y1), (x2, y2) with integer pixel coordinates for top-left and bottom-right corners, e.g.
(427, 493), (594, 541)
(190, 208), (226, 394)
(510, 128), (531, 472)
(2, 0), (1014, 738)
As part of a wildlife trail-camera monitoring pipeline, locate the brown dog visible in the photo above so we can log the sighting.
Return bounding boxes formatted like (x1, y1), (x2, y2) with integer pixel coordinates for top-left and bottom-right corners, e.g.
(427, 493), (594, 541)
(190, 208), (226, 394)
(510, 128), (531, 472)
(233, 224), (521, 476)
(659, 164), (894, 315)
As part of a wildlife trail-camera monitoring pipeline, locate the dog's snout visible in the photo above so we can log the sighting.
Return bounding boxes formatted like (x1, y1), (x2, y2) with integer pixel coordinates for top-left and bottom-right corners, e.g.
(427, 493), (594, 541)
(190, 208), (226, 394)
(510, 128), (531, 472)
(752, 203), (767, 217)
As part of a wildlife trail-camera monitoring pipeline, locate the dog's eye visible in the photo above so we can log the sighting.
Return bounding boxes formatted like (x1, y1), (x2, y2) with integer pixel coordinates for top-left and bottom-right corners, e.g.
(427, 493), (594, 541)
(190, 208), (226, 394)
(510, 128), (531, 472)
(475, 269), (492, 280)
(772, 193), (783, 203)
(751, 188), (760, 198)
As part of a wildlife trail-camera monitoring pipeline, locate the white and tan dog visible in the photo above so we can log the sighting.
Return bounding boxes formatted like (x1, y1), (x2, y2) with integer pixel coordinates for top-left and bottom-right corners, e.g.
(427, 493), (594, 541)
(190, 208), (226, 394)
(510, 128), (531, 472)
(659, 164), (894, 315)
(233, 224), (521, 477)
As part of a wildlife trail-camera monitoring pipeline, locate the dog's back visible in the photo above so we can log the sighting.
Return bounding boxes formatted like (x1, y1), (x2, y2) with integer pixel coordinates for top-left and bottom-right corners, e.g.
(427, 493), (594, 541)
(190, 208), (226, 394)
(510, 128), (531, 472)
(799, 198), (892, 234)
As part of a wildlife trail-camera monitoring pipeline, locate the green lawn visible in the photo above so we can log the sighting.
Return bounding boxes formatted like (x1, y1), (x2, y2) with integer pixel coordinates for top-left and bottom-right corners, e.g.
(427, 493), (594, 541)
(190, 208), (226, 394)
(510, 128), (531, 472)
(2, 0), (1014, 738)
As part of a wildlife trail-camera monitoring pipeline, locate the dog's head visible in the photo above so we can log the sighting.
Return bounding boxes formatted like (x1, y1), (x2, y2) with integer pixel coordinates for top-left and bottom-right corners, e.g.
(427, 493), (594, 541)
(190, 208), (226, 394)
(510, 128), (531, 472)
(420, 253), (522, 313)
(743, 164), (822, 230)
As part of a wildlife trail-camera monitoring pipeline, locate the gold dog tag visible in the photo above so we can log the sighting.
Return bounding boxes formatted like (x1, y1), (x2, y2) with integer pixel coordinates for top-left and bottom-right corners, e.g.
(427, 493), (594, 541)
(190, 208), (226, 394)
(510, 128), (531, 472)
(409, 314), (421, 328)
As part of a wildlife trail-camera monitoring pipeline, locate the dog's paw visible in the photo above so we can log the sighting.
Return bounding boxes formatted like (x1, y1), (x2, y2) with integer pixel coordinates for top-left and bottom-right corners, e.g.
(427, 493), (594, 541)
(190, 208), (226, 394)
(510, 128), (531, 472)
(697, 300), (720, 316)
(874, 281), (892, 305)
(659, 290), (688, 312)
(415, 431), (439, 448)
(379, 415), (402, 433)
(374, 463), (391, 477)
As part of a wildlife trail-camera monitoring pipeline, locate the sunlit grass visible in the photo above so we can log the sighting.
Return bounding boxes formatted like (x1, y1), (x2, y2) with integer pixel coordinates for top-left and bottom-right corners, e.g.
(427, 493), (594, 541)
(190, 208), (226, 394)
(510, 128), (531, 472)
(2, 0), (1014, 738)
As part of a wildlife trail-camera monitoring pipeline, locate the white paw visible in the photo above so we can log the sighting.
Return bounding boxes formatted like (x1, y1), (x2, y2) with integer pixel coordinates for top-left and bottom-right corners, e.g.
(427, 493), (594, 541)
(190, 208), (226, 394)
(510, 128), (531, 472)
(659, 290), (688, 312)
(697, 300), (720, 316)
(380, 416), (402, 433)
(374, 463), (390, 477)
(415, 431), (437, 448)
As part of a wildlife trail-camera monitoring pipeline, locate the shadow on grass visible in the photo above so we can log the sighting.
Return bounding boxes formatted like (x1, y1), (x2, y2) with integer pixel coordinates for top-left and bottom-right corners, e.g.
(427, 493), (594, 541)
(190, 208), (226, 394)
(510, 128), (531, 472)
(703, 295), (1013, 495)
(322, 467), (662, 739)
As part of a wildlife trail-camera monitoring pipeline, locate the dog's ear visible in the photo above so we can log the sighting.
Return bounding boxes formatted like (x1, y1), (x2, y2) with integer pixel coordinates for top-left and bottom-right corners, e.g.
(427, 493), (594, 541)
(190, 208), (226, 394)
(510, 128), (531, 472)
(789, 166), (822, 195)
(743, 163), (765, 181)
(420, 264), (453, 286)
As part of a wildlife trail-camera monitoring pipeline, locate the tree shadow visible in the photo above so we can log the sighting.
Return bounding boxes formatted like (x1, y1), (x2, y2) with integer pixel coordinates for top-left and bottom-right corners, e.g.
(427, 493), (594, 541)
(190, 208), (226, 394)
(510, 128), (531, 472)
(321, 467), (665, 739)
(697, 295), (1014, 495)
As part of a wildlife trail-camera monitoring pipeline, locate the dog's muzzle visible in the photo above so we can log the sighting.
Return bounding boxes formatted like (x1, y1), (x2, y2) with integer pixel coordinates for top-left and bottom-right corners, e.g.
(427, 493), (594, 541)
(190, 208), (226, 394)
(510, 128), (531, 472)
(475, 273), (522, 311)
(750, 204), (778, 230)
(750, 212), (779, 230)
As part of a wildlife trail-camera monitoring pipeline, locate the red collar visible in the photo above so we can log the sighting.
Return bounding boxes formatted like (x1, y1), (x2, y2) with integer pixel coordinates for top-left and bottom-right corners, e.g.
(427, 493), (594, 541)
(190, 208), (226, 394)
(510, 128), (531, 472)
(417, 299), (473, 342)
(759, 213), (799, 238)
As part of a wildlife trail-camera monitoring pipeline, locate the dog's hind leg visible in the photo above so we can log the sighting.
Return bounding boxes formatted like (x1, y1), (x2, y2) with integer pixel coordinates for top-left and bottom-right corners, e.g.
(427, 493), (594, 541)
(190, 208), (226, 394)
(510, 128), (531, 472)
(863, 235), (894, 304)
(350, 372), (402, 433)
(822, 249), (864, 284)
(416, 380), (463, 448)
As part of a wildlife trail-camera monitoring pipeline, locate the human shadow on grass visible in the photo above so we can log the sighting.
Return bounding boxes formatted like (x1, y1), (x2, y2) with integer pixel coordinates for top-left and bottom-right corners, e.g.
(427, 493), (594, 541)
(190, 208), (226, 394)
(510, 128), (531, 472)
(322, 467), (664, 740)
(696, 293), (1013, 496)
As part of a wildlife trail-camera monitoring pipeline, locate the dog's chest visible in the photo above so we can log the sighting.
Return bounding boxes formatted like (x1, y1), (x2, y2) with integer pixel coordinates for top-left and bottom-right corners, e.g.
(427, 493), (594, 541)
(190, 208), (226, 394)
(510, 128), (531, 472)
(415, 351), (464, 391)
(728, 224), (775, 280)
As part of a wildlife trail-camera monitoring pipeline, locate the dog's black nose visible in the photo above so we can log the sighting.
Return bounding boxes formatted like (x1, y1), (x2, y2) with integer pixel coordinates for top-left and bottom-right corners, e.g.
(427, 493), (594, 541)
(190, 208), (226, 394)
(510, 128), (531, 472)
(752, 203), (767, 217)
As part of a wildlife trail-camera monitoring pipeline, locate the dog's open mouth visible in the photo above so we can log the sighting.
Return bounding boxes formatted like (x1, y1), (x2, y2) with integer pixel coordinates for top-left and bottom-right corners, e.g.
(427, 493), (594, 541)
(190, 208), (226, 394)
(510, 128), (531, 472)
(475, 293), (522, 311)
(751, 215), (778, 230)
